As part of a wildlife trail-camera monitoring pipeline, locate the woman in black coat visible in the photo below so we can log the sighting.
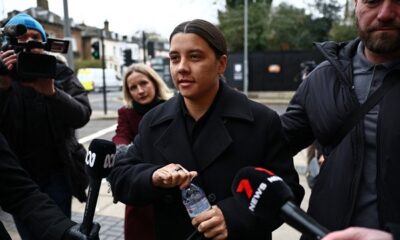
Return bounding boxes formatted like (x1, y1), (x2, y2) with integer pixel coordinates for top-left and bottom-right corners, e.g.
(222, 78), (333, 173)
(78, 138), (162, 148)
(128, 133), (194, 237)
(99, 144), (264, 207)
(108, 19), (304, 240)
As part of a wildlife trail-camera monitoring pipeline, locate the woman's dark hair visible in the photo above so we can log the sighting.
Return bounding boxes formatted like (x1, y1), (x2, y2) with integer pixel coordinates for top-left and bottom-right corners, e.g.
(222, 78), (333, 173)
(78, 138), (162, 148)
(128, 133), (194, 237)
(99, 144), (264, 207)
(169, 19), (227, 58)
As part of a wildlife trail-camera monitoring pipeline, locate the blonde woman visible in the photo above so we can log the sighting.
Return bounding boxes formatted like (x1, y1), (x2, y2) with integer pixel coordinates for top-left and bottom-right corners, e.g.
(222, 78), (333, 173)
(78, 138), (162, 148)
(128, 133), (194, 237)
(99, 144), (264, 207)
(113, 63), (171, 145)
(112, 63), (171, 240)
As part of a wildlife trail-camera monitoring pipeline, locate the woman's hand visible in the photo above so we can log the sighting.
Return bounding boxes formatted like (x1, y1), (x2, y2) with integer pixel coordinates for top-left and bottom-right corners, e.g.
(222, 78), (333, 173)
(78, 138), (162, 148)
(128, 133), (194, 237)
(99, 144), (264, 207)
(152, 163), (197, 189)
(192, 205), (228, 240)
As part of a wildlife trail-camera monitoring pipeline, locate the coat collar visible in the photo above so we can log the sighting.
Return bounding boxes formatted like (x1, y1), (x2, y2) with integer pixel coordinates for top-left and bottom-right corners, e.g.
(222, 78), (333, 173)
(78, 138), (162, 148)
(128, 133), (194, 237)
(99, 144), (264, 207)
(314, 38), (360, 87)
(149, 80), (254, 127)
(150, 81), (254, 172)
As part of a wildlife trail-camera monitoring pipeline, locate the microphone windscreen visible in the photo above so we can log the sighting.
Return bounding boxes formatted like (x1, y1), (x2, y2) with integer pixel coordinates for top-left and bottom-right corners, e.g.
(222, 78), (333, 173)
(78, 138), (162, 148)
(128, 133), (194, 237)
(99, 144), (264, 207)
(85, 139), (116, 179)
(231, 167), (294, 219)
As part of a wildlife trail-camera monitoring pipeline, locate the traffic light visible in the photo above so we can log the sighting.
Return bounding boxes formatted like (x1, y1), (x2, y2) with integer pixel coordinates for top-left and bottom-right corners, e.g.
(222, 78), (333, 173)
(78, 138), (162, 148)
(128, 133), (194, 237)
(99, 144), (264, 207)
(91, 41), (100, 59)
(123, 49), (132, 66)
(147, 41), (155, 58)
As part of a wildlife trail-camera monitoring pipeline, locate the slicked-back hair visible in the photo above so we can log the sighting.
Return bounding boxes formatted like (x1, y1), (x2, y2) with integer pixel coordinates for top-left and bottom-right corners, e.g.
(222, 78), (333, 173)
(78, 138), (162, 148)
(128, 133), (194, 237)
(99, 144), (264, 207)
(169, 19), (227, 58)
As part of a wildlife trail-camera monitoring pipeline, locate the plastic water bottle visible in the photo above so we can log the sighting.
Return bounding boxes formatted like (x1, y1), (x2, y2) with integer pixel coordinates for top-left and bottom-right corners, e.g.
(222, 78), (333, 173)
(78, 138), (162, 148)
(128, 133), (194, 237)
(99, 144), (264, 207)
(182, 183), (211, 218)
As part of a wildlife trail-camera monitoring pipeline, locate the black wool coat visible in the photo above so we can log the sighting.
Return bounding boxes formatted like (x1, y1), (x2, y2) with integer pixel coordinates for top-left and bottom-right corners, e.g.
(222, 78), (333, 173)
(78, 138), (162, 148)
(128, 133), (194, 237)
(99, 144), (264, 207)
(109, 81), (304, 240)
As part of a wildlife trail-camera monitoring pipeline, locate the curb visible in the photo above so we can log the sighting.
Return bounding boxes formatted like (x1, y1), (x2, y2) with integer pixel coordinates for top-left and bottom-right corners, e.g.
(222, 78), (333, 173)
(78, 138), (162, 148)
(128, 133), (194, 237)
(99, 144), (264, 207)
(250, 98), (291, 105)
(90, 111), (118, 120)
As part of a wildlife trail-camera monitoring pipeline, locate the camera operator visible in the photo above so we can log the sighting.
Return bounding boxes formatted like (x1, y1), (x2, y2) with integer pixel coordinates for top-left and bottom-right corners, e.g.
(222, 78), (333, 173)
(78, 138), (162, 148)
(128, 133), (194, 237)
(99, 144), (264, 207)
(0, 132), (100, 240)
(0, 13), (92, 240)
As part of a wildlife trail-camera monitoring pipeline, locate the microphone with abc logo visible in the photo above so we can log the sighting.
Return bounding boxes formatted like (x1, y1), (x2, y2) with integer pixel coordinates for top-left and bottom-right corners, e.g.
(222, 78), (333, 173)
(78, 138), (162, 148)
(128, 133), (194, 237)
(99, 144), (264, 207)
(79, 139), (116, 236)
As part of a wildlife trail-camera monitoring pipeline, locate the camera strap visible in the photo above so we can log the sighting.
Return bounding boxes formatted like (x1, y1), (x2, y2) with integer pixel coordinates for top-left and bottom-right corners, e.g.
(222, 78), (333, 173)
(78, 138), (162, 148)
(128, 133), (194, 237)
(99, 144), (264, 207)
(329, 71), (400, 148)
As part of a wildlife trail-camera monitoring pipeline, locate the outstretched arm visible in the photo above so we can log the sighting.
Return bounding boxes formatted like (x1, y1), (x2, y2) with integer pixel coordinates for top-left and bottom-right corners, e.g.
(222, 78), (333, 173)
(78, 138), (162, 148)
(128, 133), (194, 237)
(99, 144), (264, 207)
(322, 227), (393, 240)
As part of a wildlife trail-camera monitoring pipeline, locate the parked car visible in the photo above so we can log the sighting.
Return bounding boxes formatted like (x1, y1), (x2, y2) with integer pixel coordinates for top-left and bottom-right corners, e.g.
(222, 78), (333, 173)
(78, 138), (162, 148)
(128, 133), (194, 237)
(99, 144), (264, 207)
(77, 68), (122, 92)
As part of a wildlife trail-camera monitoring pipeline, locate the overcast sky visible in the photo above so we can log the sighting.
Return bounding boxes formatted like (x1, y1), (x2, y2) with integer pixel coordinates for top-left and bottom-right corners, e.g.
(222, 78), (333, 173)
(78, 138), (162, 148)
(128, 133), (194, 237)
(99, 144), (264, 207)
(1, 0), (344, 39)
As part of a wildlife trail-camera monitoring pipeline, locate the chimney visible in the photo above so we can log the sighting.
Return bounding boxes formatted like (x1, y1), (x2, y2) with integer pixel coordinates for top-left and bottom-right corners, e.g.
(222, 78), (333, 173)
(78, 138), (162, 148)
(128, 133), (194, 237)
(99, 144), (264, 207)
(104, 20), (109, 32)
(37, 0), (49, 10)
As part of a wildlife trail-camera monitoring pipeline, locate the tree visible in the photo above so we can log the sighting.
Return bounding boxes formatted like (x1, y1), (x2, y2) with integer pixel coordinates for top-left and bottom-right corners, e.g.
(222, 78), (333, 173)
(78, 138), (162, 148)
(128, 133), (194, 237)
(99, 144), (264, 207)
(329, 22), (357, 42)
(329, 0), (357, 42)
(265, 3), (314, 50)
(218, 0), (272, 52)
(219, 6), (244, 51)
(311, 0), (342, 22)
(225, 0), (241, 8)
(218, 0), (349, 51)
(307, 0), (343, 42)
(329, 17), (357, 42)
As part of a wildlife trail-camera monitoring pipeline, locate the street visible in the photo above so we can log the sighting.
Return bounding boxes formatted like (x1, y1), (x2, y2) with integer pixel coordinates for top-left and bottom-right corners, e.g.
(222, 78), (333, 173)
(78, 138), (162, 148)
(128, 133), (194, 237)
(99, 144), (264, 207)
(77, 91), (122, 145)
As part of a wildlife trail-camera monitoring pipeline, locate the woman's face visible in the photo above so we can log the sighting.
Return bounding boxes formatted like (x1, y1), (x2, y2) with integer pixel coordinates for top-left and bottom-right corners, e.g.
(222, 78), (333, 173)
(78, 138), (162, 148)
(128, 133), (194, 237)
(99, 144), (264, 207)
(126, 71), (156, 105)
(169, 33), (227, 102)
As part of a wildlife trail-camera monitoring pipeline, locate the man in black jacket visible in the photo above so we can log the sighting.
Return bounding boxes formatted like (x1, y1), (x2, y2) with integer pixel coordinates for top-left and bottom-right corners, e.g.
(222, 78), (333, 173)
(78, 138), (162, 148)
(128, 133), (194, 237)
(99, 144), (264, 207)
(281, 0), (400, 239)
(0, 133), (99, 240)
(0, 13), (91, 239)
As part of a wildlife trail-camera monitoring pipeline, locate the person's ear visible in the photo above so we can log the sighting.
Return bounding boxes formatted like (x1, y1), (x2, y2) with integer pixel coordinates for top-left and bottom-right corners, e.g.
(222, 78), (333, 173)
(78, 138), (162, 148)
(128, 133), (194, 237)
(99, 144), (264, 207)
(217, 55), (227, 75)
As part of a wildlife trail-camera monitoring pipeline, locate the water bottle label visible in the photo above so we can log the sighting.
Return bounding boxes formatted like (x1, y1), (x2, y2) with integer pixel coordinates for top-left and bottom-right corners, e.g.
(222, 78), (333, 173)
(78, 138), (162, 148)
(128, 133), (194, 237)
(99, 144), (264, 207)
(184, 198), (211, 218)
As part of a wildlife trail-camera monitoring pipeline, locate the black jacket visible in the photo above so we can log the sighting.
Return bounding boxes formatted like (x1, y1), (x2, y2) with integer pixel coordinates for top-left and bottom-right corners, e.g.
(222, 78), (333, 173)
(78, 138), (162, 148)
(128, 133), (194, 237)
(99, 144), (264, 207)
(109, 81), (304, 240)
(0, 133), (75, 240)
(281, 38), (400, 239)
(0, 63), (92, 202)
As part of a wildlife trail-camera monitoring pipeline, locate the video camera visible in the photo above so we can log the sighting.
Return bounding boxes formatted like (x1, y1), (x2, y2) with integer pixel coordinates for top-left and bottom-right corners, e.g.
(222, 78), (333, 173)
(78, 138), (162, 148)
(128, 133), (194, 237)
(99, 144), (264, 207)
(0, 24), (70, 80)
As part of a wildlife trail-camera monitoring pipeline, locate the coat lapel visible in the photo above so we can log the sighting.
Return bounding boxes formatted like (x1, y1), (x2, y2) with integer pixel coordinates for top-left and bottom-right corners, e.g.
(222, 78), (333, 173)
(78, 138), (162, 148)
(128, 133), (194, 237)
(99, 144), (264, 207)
(192, 115), (232, 172)
(151, 82), (254, 173)
(192, 82), (253, 172)
(153, 100), (198, 171)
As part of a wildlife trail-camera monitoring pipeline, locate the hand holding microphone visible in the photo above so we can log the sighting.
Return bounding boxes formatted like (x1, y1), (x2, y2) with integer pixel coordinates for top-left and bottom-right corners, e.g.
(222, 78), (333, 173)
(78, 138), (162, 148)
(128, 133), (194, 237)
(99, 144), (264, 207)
(322, 227), (394, 240)
(79, 139), (116, 236)
(63, 222), (100, 240)
(232, 167), (329, 240)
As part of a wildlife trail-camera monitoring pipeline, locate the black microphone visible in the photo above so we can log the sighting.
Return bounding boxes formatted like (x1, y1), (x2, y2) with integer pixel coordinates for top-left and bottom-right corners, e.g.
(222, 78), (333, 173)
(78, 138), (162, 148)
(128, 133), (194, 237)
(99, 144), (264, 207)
(231, 167), (329, 240)
(1, 24), (27, 37)
(80, 139), (116, 236)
